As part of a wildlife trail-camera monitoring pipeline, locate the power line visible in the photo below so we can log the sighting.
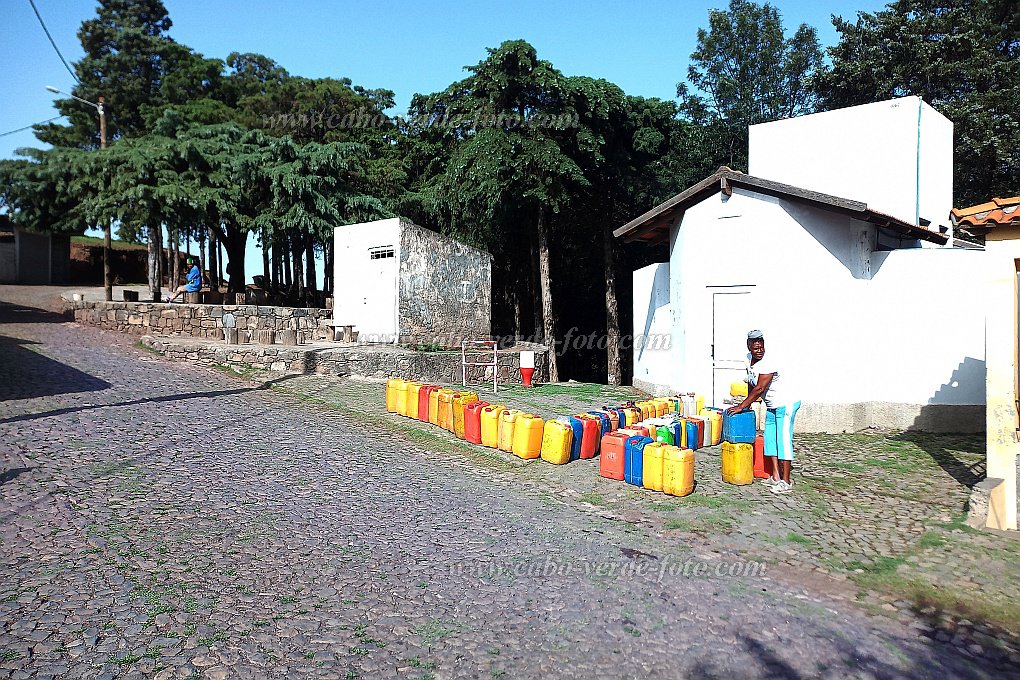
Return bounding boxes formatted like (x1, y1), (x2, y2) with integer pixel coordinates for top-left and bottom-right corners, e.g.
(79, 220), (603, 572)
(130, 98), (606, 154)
(27, 0), (80, 84)
(0, 116), (65, 138)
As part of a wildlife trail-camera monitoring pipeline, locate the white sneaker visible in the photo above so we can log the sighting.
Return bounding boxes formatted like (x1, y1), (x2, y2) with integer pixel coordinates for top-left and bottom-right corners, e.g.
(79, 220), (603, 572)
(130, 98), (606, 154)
(761, 477), (779, 486)
(771, 480), (793, 494)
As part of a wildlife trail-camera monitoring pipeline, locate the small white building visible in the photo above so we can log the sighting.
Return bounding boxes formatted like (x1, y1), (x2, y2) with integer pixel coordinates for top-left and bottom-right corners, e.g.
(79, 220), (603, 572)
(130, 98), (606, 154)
(332, 217), (492, 346)
(619, 97), (985, 433)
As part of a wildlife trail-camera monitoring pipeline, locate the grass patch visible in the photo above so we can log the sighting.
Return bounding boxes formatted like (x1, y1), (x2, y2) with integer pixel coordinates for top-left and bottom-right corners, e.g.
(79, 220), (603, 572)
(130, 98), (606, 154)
(853, 571), (1020, 633)
(579, 491), (609, 506)
(109, 653), (142, 665)
(786, 532), (815, 546)
(415, 620), (458, 646)
(406, 657), (438, 670)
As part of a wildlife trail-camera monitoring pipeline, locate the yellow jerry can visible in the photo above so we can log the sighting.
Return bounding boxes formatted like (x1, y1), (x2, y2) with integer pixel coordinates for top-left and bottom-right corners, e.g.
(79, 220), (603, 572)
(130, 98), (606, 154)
(481, 405), (506, 448)
(437, 389), (456, 431)
(512, 414), (544, 459)
(642, 442), (667, 492)
(662, 446), (695, 497)
(452, 392), (479, 438)
(428, 387), (443, 426)
(730, 381), (748, 399)
(721, 442), (754, 485)
(541, 419), (574, 465)
(498, 409), (522, 452)
(406, 382), (422, 419)
(386, 378), (406, 413)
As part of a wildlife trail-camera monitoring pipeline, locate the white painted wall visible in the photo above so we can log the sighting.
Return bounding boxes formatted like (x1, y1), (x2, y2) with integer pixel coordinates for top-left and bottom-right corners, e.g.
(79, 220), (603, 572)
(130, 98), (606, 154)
(633, 186), (985, 426)
(333, 218), (401, 342)
(748, 97), (953, 237)
(632, 262), (674, 389)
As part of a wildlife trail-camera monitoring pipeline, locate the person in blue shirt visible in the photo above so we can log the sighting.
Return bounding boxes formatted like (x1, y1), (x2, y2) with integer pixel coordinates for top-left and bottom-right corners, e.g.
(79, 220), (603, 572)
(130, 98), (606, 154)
(166, 256), (202, 303)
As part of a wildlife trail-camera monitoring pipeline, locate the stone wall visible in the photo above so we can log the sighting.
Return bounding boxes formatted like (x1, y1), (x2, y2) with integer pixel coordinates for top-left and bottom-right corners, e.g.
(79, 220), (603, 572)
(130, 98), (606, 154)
(398, 221), (492, 346)
(73, 301), (332, 341)
(141, 337), (550, 385)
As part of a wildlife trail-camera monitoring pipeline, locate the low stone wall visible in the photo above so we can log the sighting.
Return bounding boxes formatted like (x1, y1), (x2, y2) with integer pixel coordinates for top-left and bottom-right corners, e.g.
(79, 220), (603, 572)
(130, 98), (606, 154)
(73, 300), (332, 341)
(141, 336), (550, 385)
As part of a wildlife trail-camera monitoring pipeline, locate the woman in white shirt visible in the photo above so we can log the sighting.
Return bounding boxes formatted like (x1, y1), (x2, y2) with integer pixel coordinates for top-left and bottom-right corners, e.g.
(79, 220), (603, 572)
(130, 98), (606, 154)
(726, 330), (801, 494)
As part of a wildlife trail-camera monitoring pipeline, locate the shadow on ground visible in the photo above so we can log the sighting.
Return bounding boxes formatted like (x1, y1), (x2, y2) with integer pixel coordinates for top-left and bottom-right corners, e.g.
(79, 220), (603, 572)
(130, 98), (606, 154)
(893, 431), (986, 489)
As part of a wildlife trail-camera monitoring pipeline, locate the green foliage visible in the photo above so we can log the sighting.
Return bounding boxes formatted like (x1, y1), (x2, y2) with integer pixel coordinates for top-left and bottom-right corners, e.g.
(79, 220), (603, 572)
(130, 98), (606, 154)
(677, 0), (824, 169)
(815, 0), (1020, 206)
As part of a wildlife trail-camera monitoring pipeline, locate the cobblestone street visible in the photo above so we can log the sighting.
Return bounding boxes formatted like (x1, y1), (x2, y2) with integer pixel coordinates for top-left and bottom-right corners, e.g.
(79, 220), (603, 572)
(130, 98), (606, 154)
(1, 291), (1018, 678)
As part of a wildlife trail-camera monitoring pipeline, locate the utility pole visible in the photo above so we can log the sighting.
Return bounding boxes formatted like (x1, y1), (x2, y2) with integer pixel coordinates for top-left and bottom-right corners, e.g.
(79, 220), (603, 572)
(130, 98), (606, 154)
(98, 95), (112, 302)
(46, 86), (113, 301)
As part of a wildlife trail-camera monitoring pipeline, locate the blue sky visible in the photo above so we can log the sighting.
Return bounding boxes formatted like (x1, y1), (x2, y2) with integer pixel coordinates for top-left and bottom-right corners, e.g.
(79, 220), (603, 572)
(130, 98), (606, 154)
(1, 0), (890, 286)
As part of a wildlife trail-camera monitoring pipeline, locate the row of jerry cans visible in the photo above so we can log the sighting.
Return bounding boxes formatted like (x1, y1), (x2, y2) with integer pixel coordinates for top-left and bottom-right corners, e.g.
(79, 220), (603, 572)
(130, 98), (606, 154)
(600, 434), (694, 497)
(621, 414), (722, 450)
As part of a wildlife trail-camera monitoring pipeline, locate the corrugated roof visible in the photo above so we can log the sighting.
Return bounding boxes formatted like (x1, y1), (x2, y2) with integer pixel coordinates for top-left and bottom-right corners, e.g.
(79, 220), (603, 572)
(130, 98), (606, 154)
(951, 196), (1020, 234)
(614, 167), (948, 245)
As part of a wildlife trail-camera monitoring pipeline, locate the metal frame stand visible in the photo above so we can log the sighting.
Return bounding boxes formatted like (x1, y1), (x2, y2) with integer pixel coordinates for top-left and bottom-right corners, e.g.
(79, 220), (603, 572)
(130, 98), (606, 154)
(462, 340), (498, 393)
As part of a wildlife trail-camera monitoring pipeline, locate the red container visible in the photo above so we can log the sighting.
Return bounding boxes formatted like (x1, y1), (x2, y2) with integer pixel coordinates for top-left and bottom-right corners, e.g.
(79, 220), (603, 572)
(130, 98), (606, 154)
(576, 415), (601, 459)
(753, 433), (774, 479)
(600, 432), (628, 480)
(418, 385), (438, 423)
(464, 401), (489, 444)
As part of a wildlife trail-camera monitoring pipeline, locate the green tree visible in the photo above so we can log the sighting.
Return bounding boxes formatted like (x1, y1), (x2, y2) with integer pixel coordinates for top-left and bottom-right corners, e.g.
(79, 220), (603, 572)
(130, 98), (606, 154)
(413, 41), (587, 380)
(677, 0), (824, 169)
(36, 0), (221, 150)
(814, 0), (1020, 206)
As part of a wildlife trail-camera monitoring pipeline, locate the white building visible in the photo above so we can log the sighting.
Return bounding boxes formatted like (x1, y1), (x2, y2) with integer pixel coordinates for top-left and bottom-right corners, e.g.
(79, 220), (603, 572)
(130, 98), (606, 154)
(332, 217), (492, 345)
(619, 97), (985, 433)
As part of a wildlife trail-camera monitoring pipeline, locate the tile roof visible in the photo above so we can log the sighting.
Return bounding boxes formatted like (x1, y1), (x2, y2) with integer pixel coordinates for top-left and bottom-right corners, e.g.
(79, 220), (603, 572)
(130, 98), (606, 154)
(951, 196), (1020, 234)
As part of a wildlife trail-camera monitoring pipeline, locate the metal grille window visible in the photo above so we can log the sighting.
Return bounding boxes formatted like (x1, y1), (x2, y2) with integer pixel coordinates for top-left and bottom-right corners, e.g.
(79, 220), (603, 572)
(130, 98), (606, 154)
(369, 247), (394, 259)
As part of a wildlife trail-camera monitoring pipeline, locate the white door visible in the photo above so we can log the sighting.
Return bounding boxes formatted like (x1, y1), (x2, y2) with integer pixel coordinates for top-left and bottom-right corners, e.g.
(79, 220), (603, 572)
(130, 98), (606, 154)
(360, 245), (397, 342)
(712, 288), (756, 406)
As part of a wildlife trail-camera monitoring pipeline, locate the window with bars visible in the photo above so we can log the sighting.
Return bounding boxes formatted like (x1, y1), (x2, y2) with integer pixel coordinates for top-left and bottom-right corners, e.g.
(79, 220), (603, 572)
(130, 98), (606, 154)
(369, 246), (394, 260)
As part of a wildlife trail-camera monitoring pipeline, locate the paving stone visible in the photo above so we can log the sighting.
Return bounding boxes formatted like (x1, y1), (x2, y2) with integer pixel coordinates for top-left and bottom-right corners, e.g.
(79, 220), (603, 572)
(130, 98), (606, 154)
(0, 286), (1014, 679)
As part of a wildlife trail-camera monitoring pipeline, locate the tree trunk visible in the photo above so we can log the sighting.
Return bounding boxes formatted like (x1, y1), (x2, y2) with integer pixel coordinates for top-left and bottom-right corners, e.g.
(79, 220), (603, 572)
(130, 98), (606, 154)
(305, 231), (316, 295)
(262, 229), (271, 286)
(223, 227), (246, 294)
(535, 210), (559, 382)
(291, 233), (305, 293)
(271, 240), (281, 291)
(146, 225), (160, 301)
(198, 225), (206, 282)
(603, 224), (622, 386)
(206, 226), (219, 291)
(170, 227), (180, 292)
(283, 238), (292, 290)
(529, 226), (543, 343)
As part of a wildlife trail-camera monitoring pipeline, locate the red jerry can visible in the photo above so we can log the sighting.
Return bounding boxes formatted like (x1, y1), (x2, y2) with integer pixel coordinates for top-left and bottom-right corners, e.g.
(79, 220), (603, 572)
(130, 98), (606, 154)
(600, 432), (628, 480)
(576, 415), (601, 459)
(464, 401), (489, 445)
(418, 385), (438, 423)
(752, 433), (774, 479)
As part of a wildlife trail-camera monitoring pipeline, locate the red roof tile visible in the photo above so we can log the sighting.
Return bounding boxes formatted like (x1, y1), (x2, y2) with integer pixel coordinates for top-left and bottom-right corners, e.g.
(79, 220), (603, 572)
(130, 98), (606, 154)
(951, 196), (1020, 231)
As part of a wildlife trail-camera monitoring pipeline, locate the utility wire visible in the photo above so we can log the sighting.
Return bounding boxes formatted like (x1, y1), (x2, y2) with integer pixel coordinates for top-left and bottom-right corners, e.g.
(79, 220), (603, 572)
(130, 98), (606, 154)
(27, 0), (80, 84)
(0, 116), (65, 138)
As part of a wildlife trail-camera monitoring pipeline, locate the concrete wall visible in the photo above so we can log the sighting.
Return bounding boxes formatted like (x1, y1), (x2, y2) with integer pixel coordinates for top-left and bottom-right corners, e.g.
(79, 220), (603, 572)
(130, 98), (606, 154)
(399, 220), (492, 346)
(982, 228), (1019, 530)
(748, 97), (953, 237)
(0, 239), (14, 284)
(632, 262), (674, 392)
(141, 336), (550, 386)
(632, 186), (985, 432)
(73, 301), (332, 341)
